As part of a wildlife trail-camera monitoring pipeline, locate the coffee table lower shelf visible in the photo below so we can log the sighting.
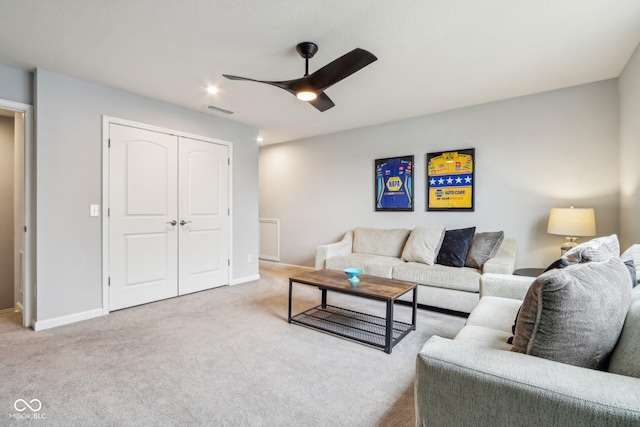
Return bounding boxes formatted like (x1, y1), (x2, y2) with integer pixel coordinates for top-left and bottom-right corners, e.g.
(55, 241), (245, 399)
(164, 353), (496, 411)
(290, 304), (414, 352)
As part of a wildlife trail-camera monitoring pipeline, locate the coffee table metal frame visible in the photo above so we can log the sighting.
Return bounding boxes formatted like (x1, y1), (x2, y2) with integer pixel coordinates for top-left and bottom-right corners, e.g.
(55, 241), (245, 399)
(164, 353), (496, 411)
(288, 269), (417, 354)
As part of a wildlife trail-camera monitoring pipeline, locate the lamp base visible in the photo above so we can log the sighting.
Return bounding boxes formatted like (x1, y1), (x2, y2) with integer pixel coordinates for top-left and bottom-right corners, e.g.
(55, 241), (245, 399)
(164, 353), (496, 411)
(560, 236), (578, 256)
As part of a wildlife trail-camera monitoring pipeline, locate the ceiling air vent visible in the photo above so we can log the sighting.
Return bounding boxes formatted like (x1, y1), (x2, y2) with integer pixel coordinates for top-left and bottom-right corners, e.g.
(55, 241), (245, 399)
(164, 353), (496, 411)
(207, 105), (234, 115)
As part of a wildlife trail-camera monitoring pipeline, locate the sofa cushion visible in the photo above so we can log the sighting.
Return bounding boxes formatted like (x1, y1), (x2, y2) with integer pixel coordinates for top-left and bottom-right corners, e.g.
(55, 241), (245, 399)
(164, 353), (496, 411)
(466, 296), (521, 334)
(352, 227), (411, 258)
(325, 253), (404, 279)
(401, 225), (445, 265)
(511, 257), (631, 370)
(392, 262), (481, 292)
(608, 286), (640, 378)
(436, 227), (476, 268)
(621, 244), (640, 287)
(454, 325), (513, 351)
(564, 234), (620, 263)
(465, 231), (504, 269)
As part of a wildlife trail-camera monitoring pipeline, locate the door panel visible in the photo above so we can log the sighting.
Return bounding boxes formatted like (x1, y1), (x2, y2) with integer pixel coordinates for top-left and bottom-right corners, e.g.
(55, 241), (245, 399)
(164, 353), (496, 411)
(178, 137), (229, 295)
(109, 125), (179, 310)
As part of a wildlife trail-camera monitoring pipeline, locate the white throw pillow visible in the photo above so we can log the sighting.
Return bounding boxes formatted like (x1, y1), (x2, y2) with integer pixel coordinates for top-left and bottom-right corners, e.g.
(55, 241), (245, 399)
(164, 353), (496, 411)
(401, 225), (446, 265)
(564, 234), (620, 263)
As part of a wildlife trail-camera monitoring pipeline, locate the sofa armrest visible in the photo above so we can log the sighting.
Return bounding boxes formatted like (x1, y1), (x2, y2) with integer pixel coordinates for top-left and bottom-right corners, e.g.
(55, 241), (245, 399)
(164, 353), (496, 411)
(416, 336), (640, 427)
(315, 231), (353, 269)
(480, 273), (534, 300)
(482, 238), (516, 275)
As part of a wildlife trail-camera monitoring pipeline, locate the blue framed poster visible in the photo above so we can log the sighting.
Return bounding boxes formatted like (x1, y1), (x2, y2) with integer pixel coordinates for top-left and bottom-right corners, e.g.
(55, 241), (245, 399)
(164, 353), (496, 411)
(375, 155), (414, 211)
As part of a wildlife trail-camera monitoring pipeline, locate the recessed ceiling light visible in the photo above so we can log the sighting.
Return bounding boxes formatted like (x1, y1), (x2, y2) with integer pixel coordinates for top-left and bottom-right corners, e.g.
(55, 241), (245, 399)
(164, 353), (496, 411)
(256, 136), (264, 143)
(206, 86), (219, 94)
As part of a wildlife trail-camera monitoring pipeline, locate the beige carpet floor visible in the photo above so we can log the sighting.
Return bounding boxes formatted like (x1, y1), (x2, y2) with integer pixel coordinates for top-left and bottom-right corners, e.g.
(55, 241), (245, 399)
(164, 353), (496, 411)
(0, 262), (465, 426)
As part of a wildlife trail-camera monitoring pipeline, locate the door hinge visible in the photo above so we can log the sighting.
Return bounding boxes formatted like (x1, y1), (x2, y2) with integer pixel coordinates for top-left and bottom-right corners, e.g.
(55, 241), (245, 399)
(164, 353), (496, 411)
(228, 208), (230, 216)
(228, 158), (230, 165)
(108, 277), (111, 287)
(24, 226), (27, 232)
(108, 208), (110, 217)
(228, 259), (231, 266)
(108, 139), (111, 148)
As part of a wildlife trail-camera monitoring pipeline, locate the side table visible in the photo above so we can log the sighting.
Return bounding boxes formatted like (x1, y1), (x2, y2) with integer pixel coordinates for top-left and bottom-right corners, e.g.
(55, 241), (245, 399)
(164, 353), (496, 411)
(513, 268), (545, 277)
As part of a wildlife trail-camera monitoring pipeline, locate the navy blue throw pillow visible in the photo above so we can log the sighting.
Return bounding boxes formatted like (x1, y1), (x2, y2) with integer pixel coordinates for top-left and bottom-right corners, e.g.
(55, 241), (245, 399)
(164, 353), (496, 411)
(435, 227), (476, 268)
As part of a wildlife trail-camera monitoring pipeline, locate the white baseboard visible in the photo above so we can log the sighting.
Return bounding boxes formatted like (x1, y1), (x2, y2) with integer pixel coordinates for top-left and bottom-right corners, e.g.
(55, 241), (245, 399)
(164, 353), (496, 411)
(259, 260), (314, 270)
(34, 308), (105, 331)
(231, 274), (261, 285)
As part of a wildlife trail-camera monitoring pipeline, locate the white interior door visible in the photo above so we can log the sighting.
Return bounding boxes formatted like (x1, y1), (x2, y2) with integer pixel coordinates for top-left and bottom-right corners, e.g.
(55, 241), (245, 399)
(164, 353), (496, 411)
(109, 124), (179, 310)
(178, 137), (229, 295)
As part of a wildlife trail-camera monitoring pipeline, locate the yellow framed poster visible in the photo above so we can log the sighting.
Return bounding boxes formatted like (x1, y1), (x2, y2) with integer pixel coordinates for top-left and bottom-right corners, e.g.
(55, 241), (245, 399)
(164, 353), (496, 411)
(426, 148), (475, 211)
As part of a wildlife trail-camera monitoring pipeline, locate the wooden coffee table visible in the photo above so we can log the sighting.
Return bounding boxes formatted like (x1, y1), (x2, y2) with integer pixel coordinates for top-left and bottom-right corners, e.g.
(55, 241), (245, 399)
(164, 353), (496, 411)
(288, 269), (417, 354)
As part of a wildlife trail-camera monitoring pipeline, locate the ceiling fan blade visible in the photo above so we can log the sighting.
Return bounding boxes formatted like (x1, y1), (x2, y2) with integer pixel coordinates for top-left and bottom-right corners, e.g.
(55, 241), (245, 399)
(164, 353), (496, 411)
(307, 92), (335, 112)
(223, 74), (300, 95)
(307, 48), (377, 92)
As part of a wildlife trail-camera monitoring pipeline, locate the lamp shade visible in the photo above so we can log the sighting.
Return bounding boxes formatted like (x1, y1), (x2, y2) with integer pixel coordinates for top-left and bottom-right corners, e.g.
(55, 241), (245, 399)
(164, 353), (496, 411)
(547, 207), (596, 237)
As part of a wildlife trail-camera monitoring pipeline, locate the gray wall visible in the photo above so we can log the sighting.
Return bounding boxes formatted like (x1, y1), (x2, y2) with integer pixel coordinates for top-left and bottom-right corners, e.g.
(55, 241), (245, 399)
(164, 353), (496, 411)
(0, 115), (14, 310)
(259, 80), (621, 269)
(35, 68), (259, 322)
(619, 42), (640, 249)
(0, 65), (33, 105)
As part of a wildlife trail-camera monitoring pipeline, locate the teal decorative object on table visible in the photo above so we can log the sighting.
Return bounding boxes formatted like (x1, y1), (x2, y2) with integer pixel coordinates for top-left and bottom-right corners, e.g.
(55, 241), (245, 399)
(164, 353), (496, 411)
(344, 268), (364, 284)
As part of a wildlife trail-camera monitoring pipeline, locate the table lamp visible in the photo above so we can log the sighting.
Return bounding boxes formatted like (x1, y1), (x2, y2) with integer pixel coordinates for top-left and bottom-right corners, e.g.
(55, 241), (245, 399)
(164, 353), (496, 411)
(547, 206), (596, 255)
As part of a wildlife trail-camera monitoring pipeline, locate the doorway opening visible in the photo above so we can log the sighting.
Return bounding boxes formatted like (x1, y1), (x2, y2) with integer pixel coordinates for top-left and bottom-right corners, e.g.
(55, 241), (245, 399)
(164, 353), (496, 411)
(0, 100), (34, 328)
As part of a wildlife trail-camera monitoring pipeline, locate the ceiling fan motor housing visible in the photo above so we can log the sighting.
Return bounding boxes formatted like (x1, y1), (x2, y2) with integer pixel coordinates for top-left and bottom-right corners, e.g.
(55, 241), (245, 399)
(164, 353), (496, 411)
(296, 42), (318, 59)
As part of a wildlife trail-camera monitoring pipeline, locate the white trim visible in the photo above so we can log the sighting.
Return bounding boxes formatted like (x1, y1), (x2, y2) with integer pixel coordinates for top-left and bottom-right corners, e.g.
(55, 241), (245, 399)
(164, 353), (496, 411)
(231, 274), (261, 285)
(34, 308), (105, 331)
(101, 116), (234, 313)
(259, 260), (315, 270)
(0, 99), (34, 328)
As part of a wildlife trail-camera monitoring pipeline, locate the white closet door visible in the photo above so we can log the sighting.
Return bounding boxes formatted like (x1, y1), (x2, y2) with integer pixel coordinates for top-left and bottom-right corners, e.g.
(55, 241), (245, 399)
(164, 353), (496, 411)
(109, 125), (179, 310)
(178, 137), (229, 295)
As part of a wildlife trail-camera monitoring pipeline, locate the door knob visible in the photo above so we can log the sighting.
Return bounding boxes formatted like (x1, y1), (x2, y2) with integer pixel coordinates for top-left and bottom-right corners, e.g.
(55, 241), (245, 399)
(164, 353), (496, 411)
(180, 220), (192, 226)
(167, 220), (177, 226)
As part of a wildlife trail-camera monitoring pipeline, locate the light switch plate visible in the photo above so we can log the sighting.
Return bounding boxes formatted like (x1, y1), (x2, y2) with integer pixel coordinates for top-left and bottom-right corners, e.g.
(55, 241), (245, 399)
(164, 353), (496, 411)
(90, 204), (100, 217)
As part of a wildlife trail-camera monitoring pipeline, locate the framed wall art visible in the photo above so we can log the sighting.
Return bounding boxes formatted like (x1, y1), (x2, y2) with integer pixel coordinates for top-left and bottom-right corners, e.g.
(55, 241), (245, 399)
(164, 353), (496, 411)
(426, 148), (475, 211)
(375, 155), (414, 211)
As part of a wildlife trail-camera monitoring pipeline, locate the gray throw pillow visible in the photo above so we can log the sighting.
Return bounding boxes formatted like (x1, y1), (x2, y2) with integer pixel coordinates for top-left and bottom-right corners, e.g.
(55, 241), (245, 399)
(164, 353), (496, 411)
(465, 231), (504, 269)
(511, 257), (631, 369)
(401, 225), (445, 265)
(608, 286), (640, 378)
(621, 244), (640, 286)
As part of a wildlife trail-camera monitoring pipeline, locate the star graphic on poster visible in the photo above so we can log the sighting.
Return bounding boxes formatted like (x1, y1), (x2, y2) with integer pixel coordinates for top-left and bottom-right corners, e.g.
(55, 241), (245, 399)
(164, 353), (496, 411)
(430, 178), (436, 186)
(455, 177), (462, 184)
(438, 178), (445, 185)
(447, 177), (453, 184)
(464, 176), (472, 183)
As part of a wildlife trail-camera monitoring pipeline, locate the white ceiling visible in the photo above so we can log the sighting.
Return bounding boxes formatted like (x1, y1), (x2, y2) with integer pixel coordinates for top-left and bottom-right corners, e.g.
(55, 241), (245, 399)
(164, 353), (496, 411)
(0, 1), (639, 144)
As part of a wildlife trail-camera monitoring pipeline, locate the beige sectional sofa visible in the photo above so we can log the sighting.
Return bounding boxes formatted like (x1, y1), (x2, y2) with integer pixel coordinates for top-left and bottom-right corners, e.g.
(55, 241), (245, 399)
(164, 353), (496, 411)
(415, 236), (640, 426)
(315, 227), (516, 313)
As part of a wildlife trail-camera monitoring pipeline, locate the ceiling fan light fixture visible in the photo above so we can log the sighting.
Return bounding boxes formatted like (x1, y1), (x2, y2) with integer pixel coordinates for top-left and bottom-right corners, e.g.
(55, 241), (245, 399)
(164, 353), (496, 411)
(296, 90), (317, 101)
(223, 41), (377, 112)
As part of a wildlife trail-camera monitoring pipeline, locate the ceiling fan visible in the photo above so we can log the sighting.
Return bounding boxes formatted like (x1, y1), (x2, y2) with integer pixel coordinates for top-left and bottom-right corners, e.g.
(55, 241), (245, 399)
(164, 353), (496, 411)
(223, 42), (377, 112)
